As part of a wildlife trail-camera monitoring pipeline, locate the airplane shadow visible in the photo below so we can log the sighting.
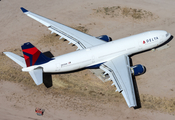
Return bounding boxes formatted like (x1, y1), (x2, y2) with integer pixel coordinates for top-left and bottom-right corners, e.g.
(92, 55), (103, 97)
(129, 58), (142, 109)
(155, 35), (173, 49)
(43, 73), (53, 88)
(42, 51), (54, 88)
(43, 51), (54, 58)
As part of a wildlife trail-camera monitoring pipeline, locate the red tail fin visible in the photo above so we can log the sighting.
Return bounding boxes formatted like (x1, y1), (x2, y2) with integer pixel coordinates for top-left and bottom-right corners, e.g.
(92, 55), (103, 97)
(21, 42), (52, 67)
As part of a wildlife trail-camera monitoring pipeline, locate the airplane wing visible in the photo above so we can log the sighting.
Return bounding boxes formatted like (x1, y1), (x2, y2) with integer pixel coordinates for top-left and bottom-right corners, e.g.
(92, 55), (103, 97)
(20, 7), (106, 50)
(100, 55), (137, 108)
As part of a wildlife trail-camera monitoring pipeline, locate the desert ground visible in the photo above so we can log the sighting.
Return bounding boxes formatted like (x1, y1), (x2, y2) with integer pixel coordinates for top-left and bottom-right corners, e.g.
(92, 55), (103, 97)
(0, 0), (175, 119)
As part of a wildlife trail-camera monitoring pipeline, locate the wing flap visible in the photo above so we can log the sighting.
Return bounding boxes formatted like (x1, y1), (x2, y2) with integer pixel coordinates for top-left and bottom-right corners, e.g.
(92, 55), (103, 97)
(48, 26), (86, 50)
(100, 64), (122, 92)
(29, 67), (43, 85)
(21, 7), (106, 50)
(100, 55), (137, 108)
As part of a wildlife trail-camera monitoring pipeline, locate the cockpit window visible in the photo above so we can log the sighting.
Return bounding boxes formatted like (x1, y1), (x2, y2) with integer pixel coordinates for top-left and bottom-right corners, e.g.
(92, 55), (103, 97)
(166, 33), (169, 37)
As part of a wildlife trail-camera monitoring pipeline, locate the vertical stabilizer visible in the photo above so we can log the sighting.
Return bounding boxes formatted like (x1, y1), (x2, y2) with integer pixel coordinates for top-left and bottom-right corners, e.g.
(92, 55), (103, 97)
(21, 42), (53, 67)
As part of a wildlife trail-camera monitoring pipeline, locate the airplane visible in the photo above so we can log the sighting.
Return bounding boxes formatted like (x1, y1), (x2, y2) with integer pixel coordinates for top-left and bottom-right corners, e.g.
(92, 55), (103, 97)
(3, 7), (171, 108)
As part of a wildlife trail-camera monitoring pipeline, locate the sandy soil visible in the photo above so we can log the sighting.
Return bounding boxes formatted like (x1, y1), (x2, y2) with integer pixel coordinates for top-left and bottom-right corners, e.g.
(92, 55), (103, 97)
(0, 0), (175, 119)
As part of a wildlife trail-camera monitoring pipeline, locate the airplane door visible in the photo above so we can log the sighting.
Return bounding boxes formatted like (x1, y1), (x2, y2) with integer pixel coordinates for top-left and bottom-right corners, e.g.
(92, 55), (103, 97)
(92, 56), (96, 63)
(138, 40), (144, 50)
(56, 63), (61, 71)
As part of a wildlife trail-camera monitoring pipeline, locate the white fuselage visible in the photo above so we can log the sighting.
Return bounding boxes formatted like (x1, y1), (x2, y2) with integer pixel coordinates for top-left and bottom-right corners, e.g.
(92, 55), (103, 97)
(22, 30), (171, 73)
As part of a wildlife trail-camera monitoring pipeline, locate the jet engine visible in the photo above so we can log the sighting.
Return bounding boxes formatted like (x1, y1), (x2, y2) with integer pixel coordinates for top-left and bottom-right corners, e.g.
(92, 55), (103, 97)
(96, 35), (112, 42)
(130, 64), (145, 76)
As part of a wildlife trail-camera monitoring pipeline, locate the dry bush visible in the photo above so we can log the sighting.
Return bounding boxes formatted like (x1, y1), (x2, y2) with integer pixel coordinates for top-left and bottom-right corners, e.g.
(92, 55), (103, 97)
(39, 33), (59, 44)
(0, 51), (124, 104)
(1, 52), (174, 113)
(141, 94), (175, 114)
(94, 6), (157, 21)
(74, 26), (88, 33)
(0, 53), (35, 86)
(38, 25), (88, 44)
(1, 49), (175, 113)
(122, 7), (130, 17)
(51, 71), (124, 101)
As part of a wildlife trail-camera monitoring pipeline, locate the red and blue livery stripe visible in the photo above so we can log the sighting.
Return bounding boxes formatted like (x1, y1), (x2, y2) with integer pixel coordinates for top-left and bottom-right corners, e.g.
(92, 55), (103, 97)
(21, 42), (53, 67)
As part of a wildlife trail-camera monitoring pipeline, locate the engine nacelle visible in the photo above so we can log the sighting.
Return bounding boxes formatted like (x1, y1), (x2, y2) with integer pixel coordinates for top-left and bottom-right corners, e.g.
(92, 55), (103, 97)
(96, 35), (112, 42)
(130, 64), (145, 76)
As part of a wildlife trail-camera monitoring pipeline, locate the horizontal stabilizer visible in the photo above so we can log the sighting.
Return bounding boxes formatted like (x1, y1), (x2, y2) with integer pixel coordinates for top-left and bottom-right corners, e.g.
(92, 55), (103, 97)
(29, 67), (43, 85)
(3, 52), (26, 68)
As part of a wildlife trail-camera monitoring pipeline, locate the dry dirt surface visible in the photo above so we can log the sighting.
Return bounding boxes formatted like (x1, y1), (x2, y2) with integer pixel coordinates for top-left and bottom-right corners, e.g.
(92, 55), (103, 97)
(0, 0), (175, 120)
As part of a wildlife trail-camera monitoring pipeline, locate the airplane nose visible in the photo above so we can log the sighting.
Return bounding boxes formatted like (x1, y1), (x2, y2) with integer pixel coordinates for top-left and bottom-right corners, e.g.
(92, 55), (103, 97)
(165, 32), (171, 38)
(165, 32), (171, 39)
(159, 31), (170, 44)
